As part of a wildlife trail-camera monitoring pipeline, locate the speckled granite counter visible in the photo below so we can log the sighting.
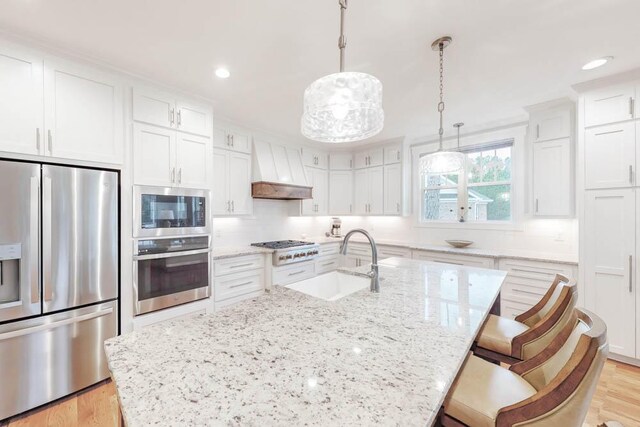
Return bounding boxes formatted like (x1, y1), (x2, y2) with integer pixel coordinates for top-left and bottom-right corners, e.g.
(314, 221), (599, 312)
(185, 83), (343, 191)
(310, 236), (578, 265)
(105, 258), (506, 426)
(211, 246), (273, 260)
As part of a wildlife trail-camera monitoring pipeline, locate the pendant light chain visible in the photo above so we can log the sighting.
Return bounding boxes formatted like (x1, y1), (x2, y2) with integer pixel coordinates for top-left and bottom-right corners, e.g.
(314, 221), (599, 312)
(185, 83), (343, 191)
(437, 42), (445, 150)
(338, 0), (347, 72)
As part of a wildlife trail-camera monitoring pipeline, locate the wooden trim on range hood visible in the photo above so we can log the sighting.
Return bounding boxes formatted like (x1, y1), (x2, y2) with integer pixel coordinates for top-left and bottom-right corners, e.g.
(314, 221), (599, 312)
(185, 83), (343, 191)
(251, 181), (313, 200)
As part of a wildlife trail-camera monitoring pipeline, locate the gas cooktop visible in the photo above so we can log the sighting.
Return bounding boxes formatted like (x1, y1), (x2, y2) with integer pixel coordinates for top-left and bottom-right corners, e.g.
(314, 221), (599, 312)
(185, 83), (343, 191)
(251, 240), (314, 250)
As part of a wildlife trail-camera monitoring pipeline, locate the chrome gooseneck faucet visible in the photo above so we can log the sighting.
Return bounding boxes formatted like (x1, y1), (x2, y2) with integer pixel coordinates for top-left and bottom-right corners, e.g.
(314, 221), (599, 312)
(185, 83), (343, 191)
(340, 229), (380, 293)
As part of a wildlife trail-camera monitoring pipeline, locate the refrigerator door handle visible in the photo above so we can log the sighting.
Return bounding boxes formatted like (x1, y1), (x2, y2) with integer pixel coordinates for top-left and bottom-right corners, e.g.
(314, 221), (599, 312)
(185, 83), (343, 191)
(0, 307), (114, 341)
(42, 175), (53, 302)
(29, 176), (40, 304)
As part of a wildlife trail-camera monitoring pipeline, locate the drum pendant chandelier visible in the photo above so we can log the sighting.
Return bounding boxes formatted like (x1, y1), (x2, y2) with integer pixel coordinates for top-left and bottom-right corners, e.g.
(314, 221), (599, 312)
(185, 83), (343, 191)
(420, 36), (465, 175)
(301, 0), (384, 143)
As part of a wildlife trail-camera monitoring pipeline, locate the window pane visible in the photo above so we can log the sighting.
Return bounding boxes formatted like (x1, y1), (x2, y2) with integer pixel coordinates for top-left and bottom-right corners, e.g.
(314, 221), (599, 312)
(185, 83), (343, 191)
(424, 173), (458, 188)
(423, 188), (459, 221)
(467, 184), (511, 221)
(466, 152), (482, 183)
(466, 146), (511, 183)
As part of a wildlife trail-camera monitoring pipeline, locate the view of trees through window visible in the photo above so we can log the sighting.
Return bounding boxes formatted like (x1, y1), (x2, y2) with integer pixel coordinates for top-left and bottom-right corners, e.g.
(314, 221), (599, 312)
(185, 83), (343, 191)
(422, 143), (512, 222)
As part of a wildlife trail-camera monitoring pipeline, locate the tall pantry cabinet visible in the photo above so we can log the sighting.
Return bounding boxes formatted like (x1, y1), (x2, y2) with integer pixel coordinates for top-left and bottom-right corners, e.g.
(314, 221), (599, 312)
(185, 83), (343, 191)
(579, 80), (640, 360)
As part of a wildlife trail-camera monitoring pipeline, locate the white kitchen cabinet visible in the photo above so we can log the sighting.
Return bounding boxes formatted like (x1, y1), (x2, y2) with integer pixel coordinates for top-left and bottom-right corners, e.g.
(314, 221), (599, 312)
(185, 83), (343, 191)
(133, 124), (175, 187)
(498, 258), (577, 319)
(302, 167), (328, 215)
(330, 152), (353, 170)
(272, 262), (316, 286)
(133, 123), (211, 189)
(584, 189), (636, 358)
(329, 170), (353, 215)
(584, 122), (635, 189)
(584, 84), (636, 127)
(532, 138), (573, 216)
(302, 147), (328, 169)
(212, 125), (251, 153)
(44, 58), (123, 164)
(384, 144), (402, 164)
(354, 147), (384, 169)
(354, 166), (383, 215)
(212, 148), (252, 215)
(133, 87), (211, 137)
(176, 132), (211, 189)
(213, 254), (265, 309)
(530, 108), (571, 142)
(0, 45), (43, 156)
(378, 245), (411, 260)
(411, 250), (496, 268)
(384, 164), (402, 215)
(132, 299), (211, 330)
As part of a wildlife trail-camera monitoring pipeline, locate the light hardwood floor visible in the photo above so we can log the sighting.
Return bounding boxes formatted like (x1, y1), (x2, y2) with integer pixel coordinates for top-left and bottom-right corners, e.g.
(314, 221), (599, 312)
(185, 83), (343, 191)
(2, 360), (639, 426)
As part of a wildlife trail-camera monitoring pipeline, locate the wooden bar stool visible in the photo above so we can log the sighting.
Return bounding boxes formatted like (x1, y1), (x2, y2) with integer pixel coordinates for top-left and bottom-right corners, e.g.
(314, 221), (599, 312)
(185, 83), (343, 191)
(442, 308), (608, 427)
(473, 274), (578, 365)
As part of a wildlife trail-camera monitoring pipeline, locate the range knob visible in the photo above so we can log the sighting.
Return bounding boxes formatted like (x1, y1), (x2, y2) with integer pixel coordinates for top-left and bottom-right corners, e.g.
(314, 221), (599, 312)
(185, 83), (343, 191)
(278, 255), (286, 260)
(306, 251), (313, 256)
(286, 254), (293, 259)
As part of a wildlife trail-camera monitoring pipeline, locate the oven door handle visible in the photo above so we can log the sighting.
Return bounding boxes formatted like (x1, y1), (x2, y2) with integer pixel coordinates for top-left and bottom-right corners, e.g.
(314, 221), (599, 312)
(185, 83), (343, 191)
(134, 248), (211, 261)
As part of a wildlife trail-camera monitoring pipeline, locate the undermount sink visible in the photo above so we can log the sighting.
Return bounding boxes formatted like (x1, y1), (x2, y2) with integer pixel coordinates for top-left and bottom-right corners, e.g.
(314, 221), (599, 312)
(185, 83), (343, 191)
(286, 271), (369, 301)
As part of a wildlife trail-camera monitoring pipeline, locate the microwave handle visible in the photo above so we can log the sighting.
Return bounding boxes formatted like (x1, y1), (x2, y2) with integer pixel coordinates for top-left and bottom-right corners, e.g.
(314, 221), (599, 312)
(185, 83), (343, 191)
(134, 248), (211, 261)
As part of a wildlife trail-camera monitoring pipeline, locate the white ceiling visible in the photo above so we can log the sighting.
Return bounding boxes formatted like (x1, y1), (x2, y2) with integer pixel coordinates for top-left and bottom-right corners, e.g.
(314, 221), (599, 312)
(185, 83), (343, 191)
(1, 0), (639, 146)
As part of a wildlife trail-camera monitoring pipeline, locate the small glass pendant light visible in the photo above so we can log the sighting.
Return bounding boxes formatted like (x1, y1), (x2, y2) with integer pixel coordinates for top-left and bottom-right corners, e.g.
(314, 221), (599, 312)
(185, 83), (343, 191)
(420, 36), (465, 175)
(301, 0), (384, 143)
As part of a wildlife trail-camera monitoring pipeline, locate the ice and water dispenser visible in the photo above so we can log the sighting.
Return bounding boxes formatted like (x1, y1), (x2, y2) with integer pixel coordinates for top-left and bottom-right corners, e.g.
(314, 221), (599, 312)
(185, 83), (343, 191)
(0, 244), (21, 305)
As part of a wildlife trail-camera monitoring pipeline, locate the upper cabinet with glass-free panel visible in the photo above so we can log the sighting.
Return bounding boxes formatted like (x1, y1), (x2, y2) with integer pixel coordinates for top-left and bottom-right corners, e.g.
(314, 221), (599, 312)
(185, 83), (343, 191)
(384, 144), (402, 164)
(212, 124), (251, 153)
(354, 147), (383, 168)
(330, 152), (353, 170)
(0, 44), (43, 156)
(584, 84), (636, 127)
(302, 147), (328, 169)
(133, 87), (212, 138)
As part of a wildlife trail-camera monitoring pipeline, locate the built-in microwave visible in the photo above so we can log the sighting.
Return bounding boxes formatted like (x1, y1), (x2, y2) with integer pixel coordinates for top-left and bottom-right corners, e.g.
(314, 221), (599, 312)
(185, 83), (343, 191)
(133, 186), (210, 238)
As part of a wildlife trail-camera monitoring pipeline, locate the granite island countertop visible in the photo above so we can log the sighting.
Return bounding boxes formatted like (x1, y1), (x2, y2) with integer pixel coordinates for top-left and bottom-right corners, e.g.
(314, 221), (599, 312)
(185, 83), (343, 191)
(105, 258), (506, 426)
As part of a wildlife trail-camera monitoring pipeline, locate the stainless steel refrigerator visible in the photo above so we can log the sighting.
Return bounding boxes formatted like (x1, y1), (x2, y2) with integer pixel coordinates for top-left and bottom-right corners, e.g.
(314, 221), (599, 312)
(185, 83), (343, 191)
(0, 160), (119, 421)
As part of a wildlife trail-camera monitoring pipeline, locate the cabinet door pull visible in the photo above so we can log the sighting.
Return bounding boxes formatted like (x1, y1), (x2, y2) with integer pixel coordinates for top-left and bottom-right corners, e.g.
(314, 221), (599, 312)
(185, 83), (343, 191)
(536, 124), (540, 139)
(349, 159), (353, 168)
(349, 204), (352, 213)
(36, 128), (40, 151)
(169, 108), (175, 126)
(171, 167), (176, 183)
(288, 270), (306, 277)
(47, 130), (52, 153)
(396, 151), (400, 161)
(231, 200), (235, 212)
(630, 97), (635, 117)
(229, 281), (254, 289)
(230, 135), (234, 147)
(630, 165), (634, 184)
(321, 261), (335, 267)
(177, 110), (182, 126)
(535, 198), (539, 213)
(629, 255), (633, 293)
(397, 202), (400, 213)
(178, 168), (182, 184)
(230, 263), (253, 269)
(227, 200), (231, 212)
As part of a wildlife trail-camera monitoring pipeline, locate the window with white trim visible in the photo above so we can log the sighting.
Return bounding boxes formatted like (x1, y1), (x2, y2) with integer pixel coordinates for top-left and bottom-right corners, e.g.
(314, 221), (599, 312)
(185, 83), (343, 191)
(420, 140), (513, 223)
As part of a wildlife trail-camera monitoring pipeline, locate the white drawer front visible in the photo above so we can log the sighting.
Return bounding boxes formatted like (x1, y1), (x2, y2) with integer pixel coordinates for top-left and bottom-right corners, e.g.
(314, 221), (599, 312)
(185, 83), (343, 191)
(378, 245), (411, 260)
(215, 269), (264, 302)
(498, 259), (575, 284)
(501, 299), (532, 320)
(316, 256), (340, 274)
(344, 243), (371, 256)
(319, 243), (340, 257)
(502, 281), (548, 307)
(273, 262), (315, 285)
(214, 254), (264, 277)
(412, 250), (495, 268)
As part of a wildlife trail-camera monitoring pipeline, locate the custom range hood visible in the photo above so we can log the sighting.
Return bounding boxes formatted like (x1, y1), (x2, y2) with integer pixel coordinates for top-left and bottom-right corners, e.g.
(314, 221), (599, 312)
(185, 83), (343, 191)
(252, 140), (312, 200)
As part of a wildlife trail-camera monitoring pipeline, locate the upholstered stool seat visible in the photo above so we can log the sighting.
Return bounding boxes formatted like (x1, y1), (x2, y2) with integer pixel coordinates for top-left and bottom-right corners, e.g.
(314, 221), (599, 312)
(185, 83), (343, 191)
(444, 355), (536, 427)
(443, 308), (608, 427)
(474, 274), (578, 364)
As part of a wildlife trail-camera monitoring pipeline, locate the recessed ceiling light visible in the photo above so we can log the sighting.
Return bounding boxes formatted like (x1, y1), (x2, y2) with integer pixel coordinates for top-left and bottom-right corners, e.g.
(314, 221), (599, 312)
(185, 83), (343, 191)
(582, 57), (613, 71)
(215, 67), (230, 79)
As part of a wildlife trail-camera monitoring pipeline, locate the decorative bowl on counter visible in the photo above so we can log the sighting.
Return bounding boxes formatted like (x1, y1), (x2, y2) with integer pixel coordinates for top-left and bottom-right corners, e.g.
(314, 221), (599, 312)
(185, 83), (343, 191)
(445, 240), (473, 248)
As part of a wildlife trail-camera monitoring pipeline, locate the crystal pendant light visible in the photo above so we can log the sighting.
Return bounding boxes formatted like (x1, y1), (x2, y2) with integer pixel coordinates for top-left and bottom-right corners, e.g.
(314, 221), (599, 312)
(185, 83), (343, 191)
(301, 0), (384, 143)
(420, 37), (465, 175)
